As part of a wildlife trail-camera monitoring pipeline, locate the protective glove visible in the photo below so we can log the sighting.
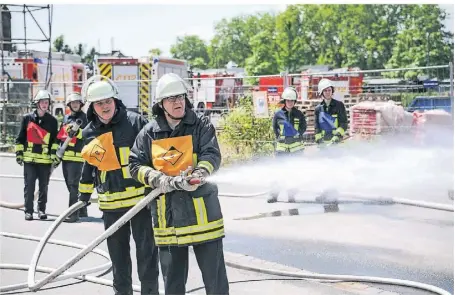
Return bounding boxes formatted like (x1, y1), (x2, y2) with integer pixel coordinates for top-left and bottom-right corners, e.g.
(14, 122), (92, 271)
(51, 155), (61, 168)
(331, 135), (341, 144)
(78, 193), (91, 207)
(16, 155), (23, 166)
(66, 124), (78, 138)
(172, 175), (200, 192)
(315, 133), (324, 144)
(189, 168), (209, 185)
(151, 174), (178, 194)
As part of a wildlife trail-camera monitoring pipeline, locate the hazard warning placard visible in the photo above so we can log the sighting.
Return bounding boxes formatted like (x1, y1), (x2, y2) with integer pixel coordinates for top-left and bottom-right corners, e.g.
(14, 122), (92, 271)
(253, 91), (269, 118)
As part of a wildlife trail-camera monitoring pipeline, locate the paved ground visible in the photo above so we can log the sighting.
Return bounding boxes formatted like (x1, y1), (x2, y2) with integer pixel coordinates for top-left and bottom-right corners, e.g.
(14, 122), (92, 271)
(0, 154), (453, 295)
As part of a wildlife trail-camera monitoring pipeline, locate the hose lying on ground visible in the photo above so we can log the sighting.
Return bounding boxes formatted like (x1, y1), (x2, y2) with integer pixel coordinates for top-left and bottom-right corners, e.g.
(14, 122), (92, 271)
(0, 174), (452, 294)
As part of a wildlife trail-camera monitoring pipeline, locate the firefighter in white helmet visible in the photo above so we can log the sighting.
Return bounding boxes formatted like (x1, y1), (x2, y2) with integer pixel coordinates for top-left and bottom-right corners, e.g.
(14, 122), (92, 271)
(77, 75), (159, 294)
(15, 90), (59, 220)
(267, 86), (307, 203)
(314, 78), (348, 144)
(55, 92), (88, 222)
(129, 73), (229, 295)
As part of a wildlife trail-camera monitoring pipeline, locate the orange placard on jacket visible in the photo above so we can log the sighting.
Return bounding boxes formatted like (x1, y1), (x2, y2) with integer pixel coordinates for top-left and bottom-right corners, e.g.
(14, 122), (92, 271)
(151, 135), (193, 176)
(27, 122), (50, 145)
(81, 132), (121, 171)
(57, 125), (77, 145)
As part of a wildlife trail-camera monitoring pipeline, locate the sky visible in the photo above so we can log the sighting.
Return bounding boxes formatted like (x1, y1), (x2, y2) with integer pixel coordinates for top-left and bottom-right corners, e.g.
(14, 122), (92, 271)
(6, 4), (454, 59)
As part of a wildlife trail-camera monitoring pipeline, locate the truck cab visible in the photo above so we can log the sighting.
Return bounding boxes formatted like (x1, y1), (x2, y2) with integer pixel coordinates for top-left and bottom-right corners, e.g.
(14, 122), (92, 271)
(406, 96), (452, 113)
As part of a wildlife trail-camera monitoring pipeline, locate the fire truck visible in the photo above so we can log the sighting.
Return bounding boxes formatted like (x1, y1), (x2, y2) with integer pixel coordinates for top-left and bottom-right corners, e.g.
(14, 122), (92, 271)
(257, 67), (364, 104)
(95, 55), (189, 115)
(190, 70), (244, 114)
(1, 50), (87, 117)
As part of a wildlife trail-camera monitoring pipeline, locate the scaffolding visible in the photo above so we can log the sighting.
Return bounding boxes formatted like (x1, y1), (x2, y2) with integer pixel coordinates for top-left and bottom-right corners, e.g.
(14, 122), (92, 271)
(1, 4), (53, 86)
(0, 4), (53, 149)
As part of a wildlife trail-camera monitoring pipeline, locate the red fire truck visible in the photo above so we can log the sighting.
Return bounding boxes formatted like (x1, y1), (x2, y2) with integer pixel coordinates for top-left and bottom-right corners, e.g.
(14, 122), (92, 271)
(2, 50), (86, 117)
(191, 70), (244, 113)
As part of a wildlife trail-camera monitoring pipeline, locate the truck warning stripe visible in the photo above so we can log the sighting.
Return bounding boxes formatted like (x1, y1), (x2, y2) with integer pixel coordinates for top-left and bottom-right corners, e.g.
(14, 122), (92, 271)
(139, 63), (151, 115)
(99, 63), (112, 79)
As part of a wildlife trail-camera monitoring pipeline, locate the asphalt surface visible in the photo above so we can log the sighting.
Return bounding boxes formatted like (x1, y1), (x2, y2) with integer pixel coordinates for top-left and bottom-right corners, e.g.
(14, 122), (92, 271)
(1, 154), (453, 295)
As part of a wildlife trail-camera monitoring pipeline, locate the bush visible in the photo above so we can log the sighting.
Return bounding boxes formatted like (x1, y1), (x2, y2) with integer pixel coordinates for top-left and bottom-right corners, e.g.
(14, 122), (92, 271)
(217, 96), (279, 166)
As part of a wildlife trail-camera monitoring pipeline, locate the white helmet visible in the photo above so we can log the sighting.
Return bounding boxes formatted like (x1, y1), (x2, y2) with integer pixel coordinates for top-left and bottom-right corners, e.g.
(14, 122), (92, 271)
(155, 73), (189, 103)
(281, 87), (298, 101)
(33, 89), (52, 103)
(81, 75), (119, 103)
(66, 92), (84, 106)
(317, 78), (335, 96)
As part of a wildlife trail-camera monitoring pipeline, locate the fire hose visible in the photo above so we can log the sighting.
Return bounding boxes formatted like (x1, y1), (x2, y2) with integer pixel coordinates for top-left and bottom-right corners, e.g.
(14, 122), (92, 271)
(0, 172), (453, 294)
(33, 119), (84, 200)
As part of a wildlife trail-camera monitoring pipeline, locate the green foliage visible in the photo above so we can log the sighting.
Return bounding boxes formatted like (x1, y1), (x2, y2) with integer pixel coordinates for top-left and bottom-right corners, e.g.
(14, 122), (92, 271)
(218, 96), (278, 164)
(168, 4), (453, 75)
(170, 35), (210, 70)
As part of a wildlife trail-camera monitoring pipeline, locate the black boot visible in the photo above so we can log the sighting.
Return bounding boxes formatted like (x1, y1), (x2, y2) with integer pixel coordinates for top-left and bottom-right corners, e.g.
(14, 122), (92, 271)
(79, 206), (88, 218)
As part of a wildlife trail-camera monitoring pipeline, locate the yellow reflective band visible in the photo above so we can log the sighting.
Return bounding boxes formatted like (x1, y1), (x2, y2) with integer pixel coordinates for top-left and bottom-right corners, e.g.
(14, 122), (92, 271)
(100, 171), (107, 183)
(118, 147), (130, 165)
(99, 195), (143, 210)
(23, 157), (52, 164)
(79, 183), (94, 194)
(76, 129), (83, 139)
(154, 236), (178, 246)
(15, 144), (24, 152)
(137, 166), (152, 185)
(154, 226), (176, 236)
(175, 218), (224, 236)
(197, 161), (214, 175)
(177, 228), (225, 246)
(97, 187), (145, 202)
(192, 153), (198, 167)
(122, 167), (131, 179)
(27, 142), (34, 149)
(51, 143), (59, 151)
(64, 151), (82, 157)
(192, 197), (208, 225)
(157, 195), (167, 228)
(68, 141), (75, 147)
(24, 151), (51, 160)
(62, 155), (84, 162)
(43, 133), (50, 145)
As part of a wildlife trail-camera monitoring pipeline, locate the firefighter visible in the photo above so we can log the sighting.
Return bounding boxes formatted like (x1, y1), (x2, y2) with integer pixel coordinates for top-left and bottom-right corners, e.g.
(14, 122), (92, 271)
(77, 75), (159, 295)
(267, 87), (307, 203)
(56, 93), (88, 223)
(15, 90), (59, 220)
(129, 73), (229, 295)
(314, 78), (348, 145)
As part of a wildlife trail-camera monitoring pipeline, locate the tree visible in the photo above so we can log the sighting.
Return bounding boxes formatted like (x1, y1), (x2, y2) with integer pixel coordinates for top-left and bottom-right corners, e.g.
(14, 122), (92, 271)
(149, 48), (162, 56)
(209, 14), (263, 68)
(170, 35), (209, 69)
(74, 43), (85, 57)
(53, 35), (65, 52)
(385, 5), (454, 79)
(275, 5), (307, 72)
(245, 13), (279, 81)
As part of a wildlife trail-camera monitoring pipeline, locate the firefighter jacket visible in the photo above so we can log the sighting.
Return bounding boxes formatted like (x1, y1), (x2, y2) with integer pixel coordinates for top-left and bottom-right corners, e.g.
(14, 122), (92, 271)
(314, 99), (348, 141)
(15, 110), (59, 165)
(129, 109), (224, 247)
(272, 107), (307, 153)
(78, 101), (149, 212)
(57, 111), (88, 162)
